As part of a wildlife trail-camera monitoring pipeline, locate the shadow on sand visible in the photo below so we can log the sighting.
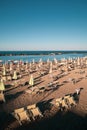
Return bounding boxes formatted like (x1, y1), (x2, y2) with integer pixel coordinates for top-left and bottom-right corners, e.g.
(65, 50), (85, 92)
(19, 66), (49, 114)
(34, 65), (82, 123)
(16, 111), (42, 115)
(0, 109), (87, 130)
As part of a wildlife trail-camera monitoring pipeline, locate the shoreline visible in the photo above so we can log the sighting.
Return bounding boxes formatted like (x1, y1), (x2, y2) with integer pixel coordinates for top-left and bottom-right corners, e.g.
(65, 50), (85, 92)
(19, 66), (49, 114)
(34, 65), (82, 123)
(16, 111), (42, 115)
(0, 50), (87, 56)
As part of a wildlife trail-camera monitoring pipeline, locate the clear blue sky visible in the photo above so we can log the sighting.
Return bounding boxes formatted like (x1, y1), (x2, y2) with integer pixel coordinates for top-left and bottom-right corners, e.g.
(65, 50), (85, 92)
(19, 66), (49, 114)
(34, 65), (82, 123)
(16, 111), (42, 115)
(0, 0), (87, 50)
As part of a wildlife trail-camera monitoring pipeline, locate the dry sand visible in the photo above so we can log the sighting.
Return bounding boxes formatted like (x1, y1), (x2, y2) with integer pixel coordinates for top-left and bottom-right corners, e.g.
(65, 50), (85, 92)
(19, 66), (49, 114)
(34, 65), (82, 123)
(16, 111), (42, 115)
(0, 62), (87, 130)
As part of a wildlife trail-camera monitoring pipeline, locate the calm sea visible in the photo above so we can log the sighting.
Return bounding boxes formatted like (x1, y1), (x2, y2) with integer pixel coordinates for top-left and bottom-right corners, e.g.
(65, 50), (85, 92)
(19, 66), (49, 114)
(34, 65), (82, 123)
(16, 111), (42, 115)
(0, 51), (87, 63)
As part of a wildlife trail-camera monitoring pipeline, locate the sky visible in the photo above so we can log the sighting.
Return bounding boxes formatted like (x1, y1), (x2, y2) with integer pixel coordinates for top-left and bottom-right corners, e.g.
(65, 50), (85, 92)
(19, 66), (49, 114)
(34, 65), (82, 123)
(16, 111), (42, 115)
(0, 0), (87, 51)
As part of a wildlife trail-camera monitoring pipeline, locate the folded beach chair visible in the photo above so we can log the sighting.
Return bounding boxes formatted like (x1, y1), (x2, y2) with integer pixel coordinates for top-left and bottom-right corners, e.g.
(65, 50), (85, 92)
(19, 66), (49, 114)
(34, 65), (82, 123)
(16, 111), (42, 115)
(2, 76), (6, 81)
(14, 107), (24, 113)
(27, 104), (36, 109)
(64, 95), (76, 107)
(64, 95), (71, 102)
(6, 75), (12, 81)
(54, 97), (63, 110)
(0, 92), (5, 102)
(27, 104), (43, 120)
(12, 107), (30, 125)
(61, 98), (69, 110)
(68, 96), (77, 106)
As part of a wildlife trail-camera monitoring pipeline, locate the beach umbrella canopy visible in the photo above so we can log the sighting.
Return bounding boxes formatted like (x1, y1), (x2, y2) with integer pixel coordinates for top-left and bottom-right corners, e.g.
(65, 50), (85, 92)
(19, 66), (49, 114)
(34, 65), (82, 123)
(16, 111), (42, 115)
(22, 61), (24, 66)
(0, 79), (5, 91)
(17, 62), (20, 68)
(39, 58), (42, 62)
(3, 67), (6, 76)
(47, 59), (50, 64)
(32, 59), (35, 64)
(10, 62), (13, 71)
(29, 62), (31, 68)
(49, 62), (53, 74)
(49, 61), (53, 83)
(38, 63), (42, 68)
(12, 71), (17, 80)
(39, 58), (43, 65)
(49, 66), (52, 74)
(29, 74), (34, 86)
(29, 62), (32, 72)
(54, 58), (57, 64)
(3, 70), (6, 76)
(3, 64), (5, 69)
(77, 60), (80, 66)
(26, 62), (28, 69)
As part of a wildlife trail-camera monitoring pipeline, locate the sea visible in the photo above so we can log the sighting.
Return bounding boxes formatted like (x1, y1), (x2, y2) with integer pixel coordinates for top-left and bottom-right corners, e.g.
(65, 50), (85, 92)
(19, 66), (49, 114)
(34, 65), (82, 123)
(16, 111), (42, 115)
(0, 51), (87, 63)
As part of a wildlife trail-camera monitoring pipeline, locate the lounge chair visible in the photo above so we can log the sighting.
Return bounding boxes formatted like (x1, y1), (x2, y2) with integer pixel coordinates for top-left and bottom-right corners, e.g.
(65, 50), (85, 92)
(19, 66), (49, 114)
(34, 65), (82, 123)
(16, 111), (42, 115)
(68, 96), (77, 106)
(31, 107), (43, 118)
(27, 104), (43, 120)
(2, 76), (6, 81)
(7, 75), (12, 81)
(14, 107), (24, 113)
(61, 99), (69, 110)
(54, 98), (63, 109)
(12, 107), (30, 125)
(64, 95), (76, 107)
(27, 104), (36, 109)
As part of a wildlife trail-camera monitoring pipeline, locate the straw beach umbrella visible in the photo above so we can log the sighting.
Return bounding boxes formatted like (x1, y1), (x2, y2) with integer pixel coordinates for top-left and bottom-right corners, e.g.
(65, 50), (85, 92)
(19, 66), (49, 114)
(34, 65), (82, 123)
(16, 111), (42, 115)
(39, 58), (43, 65)
(49, 62), (53, 83)
(26, 61), (28, 69)
(0, 79), (5, 92)
(32, 59), (35, 65)
(54, 58), (57, 64)
(77, 57), (80, 66)
(49, 62), (52, 74)
(17, 62), (20, 68)
(3, 67), (6, 76)
(2, 64), (6, 75)
(47, 59), (50, 65)
(12, 71), (18, 80)
(0, 79), (5, 102)
(29, 62), (32, 73)
(3, 64), (5, 69)
(10, 62), (13, 71)
(29, 74), (34, 91)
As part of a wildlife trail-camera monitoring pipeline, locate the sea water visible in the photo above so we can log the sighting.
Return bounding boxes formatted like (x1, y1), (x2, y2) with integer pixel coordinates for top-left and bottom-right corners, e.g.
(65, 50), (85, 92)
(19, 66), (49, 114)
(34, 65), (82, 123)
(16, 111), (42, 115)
(0, 51), (87, 63)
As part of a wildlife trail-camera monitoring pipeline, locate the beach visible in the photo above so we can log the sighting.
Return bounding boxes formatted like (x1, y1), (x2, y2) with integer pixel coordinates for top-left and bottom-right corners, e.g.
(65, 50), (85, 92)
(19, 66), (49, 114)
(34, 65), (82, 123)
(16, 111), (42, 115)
(1, 0), (87, 129)
(0, 57), (87, 130)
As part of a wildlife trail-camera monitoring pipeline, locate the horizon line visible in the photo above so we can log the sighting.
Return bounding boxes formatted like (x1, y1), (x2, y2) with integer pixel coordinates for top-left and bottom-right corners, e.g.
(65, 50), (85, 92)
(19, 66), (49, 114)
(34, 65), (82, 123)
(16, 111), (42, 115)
(0, 50), (87, 51)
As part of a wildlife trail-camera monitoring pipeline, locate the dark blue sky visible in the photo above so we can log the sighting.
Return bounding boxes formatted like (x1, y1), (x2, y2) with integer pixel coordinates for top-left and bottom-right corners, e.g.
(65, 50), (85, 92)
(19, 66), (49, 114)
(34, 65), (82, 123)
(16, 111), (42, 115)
(0, 0), (87, 50)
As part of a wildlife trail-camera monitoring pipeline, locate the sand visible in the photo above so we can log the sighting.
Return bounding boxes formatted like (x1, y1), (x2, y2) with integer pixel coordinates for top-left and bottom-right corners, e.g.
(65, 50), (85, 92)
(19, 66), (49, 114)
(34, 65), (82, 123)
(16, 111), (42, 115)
(0, 60), (87, 130)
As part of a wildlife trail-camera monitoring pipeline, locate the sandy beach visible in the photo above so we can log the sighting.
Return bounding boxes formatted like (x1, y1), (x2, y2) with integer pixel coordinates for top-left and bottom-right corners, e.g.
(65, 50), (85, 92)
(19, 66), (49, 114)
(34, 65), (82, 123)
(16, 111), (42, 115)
(1, 0), (87, 129)
(0, 58), (87, 130)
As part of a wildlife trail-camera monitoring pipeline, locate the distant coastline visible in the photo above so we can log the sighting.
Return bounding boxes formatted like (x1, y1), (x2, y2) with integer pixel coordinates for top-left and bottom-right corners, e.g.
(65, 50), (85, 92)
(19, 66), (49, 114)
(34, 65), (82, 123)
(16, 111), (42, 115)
(0, 50), (87, 56)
